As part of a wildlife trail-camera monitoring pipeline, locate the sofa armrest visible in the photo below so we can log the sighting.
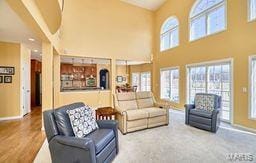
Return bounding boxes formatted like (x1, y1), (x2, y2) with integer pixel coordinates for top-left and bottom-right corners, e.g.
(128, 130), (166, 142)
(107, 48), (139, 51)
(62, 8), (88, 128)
(154, 102), (170, 110)
(115, 106), (127, 115)
(51, 135), (96, 163)
(97, 120), (119, 153)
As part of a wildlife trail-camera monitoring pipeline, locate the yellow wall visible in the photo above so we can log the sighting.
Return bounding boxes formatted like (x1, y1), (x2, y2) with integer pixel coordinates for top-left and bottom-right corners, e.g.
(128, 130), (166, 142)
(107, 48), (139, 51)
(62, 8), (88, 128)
(60, 0), (153, 61)
(153, 0), (256, 128)
(0, 42), (21, 118)
(59, 91), (112, 109)
(130, 63), (152, 75)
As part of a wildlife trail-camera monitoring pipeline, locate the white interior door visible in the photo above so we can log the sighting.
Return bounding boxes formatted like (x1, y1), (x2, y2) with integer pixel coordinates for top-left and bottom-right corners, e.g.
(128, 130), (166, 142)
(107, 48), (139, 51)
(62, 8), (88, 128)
(22, 62), (31, 116)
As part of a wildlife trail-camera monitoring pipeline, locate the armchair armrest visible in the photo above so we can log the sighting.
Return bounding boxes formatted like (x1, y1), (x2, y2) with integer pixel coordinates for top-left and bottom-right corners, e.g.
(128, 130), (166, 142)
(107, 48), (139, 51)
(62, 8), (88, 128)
(184, 104), (195, 110)
(51, 135), (96, 163)
(211, 109), (220, 133)
(184, 104), (195, 125)
(96, 120), (119, 153)
(55, 135), (94, 151)
(97, 120), (118, 129)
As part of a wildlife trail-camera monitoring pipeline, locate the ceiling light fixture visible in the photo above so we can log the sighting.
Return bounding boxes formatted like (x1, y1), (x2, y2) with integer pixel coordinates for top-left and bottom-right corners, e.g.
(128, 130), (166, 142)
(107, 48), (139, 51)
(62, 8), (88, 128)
(34, 50), (38, 52)
(28, 38), (35, 41)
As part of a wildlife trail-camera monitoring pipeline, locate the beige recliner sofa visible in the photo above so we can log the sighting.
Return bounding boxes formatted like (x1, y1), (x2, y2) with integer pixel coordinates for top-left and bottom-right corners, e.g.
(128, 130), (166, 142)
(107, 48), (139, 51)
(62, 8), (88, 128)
(114, 91), (169, 134)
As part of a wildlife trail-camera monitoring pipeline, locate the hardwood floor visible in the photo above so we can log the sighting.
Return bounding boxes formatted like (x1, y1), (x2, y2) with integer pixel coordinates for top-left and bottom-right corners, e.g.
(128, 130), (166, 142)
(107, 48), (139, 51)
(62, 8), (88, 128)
(0, 107), (45, 163)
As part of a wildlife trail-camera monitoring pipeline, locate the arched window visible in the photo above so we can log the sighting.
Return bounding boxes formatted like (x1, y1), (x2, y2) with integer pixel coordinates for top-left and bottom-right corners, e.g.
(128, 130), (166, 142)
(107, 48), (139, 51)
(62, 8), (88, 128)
(190, 0), (226, 41)
(249, 0), (256, 21)
(160, 17), (179, 51)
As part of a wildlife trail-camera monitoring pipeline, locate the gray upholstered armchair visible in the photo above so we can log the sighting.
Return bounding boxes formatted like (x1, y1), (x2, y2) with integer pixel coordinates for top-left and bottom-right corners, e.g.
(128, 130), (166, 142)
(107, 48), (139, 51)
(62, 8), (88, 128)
(185, 93), (222, 133)
(43, 102), (119, 163)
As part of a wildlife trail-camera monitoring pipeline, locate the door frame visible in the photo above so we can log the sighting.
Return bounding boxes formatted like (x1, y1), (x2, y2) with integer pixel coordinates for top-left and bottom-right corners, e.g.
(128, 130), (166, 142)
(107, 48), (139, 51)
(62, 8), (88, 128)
(185, 58), (234, 124)
(20, 58), (31, 116)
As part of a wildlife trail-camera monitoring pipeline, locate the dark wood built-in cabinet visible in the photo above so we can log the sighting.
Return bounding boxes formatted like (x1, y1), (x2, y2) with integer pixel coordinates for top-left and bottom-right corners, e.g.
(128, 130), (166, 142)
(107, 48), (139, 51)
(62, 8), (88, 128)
(60, 63), (97, 91)
(31, 60), (42, 107)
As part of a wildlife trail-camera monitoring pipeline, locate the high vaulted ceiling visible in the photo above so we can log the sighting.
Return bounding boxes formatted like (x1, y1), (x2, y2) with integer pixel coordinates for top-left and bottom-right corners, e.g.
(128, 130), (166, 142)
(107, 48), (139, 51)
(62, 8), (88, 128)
(120, 0), (166, 11)
(0, 0), (41, 59)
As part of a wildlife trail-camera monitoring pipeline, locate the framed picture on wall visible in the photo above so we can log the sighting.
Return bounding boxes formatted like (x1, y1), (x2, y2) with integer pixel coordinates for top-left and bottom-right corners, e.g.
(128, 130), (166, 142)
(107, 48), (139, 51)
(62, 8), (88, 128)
(116, 76), (123, 83)
(0, 66), (15, 75)
(0, 76), (3, 83)
(4, 76), (12, 83)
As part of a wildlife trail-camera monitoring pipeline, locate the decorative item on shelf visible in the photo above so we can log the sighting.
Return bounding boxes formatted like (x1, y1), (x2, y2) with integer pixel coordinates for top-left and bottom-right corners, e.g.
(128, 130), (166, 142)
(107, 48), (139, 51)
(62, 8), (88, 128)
(0, 66), (15, 75)
(4, 76), (12, 83)
(0, 76), (3, 83)
(86, 77), (96, 87)
(116, 76), (123, 83)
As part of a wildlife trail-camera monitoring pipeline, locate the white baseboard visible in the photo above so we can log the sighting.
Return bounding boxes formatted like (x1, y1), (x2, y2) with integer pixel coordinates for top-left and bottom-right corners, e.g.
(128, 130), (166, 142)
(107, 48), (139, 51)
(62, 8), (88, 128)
(232, 124), (256, 134)
(0, 115), (23, 121)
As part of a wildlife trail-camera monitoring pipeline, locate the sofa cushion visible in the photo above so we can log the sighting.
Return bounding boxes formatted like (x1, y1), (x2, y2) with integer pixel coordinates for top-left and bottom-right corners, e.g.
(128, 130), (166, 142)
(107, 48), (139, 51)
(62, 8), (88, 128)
(143, 107), (167, 117)
(125, 109), (148, 120)
(116, 92), (138, 110)
(136, 91), (154, 108)
(190, 109), (212, 118)
(54, 102), (85, 136)
(66, 105), (98, 138)
(86, 129), (115, 154)
(116, 92), (136, 101)
(195, 94), (216, 112)
(118, 100), (138, 111)
(136, 91), (152, 99)
(137, 98), (154, 109)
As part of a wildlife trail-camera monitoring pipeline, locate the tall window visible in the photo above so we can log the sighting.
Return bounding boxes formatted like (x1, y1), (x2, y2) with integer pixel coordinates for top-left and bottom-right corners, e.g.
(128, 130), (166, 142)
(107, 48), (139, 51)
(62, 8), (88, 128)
(187, 61), (232, 122)
(190, 0), (226, 41)
(131, 72), (151, 92)
(250, 57), (256, 119)
(132, 73), (140, 91)
(161, 68), (179, 103)
(160, 17), (179, 51)
(249, 0), (256, 21)
(141, 72), (151, 91)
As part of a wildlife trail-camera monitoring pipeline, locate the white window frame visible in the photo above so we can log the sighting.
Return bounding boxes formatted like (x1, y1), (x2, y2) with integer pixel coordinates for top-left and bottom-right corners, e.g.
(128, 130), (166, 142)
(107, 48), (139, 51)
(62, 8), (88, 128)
(131, 72), (151, 92)
(140, 71), (151, 92)
(249, 55), (256, 120)
(186, 58), (234, 123)
(189, 0), (227, 42)
(248, 0), (256, 22)
(160, 17), (179, 52)
(131, 72), (140, 91)
(160, 67), (180, 103)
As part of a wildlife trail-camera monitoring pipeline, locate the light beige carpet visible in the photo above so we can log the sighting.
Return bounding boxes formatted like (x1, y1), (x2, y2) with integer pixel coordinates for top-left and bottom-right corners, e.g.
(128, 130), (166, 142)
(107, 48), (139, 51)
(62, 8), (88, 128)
(34, 110), (256, 163)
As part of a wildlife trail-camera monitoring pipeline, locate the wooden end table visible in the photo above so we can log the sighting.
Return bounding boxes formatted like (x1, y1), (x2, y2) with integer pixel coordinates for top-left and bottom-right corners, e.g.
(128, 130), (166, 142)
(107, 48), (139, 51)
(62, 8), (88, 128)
(96, 107), (117, 120)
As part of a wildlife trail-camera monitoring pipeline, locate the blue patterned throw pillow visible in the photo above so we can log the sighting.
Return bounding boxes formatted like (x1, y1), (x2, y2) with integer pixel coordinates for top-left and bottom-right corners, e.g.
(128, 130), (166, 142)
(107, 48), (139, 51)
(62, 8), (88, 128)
(195, 94), (215, 112)
(66, 105), (98, 138)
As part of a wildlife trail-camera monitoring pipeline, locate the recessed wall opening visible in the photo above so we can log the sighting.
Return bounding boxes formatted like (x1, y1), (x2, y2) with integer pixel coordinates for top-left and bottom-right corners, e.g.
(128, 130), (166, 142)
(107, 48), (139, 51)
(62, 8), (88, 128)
(115, 60), (152, 93)
(60, 56), (111, 92)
